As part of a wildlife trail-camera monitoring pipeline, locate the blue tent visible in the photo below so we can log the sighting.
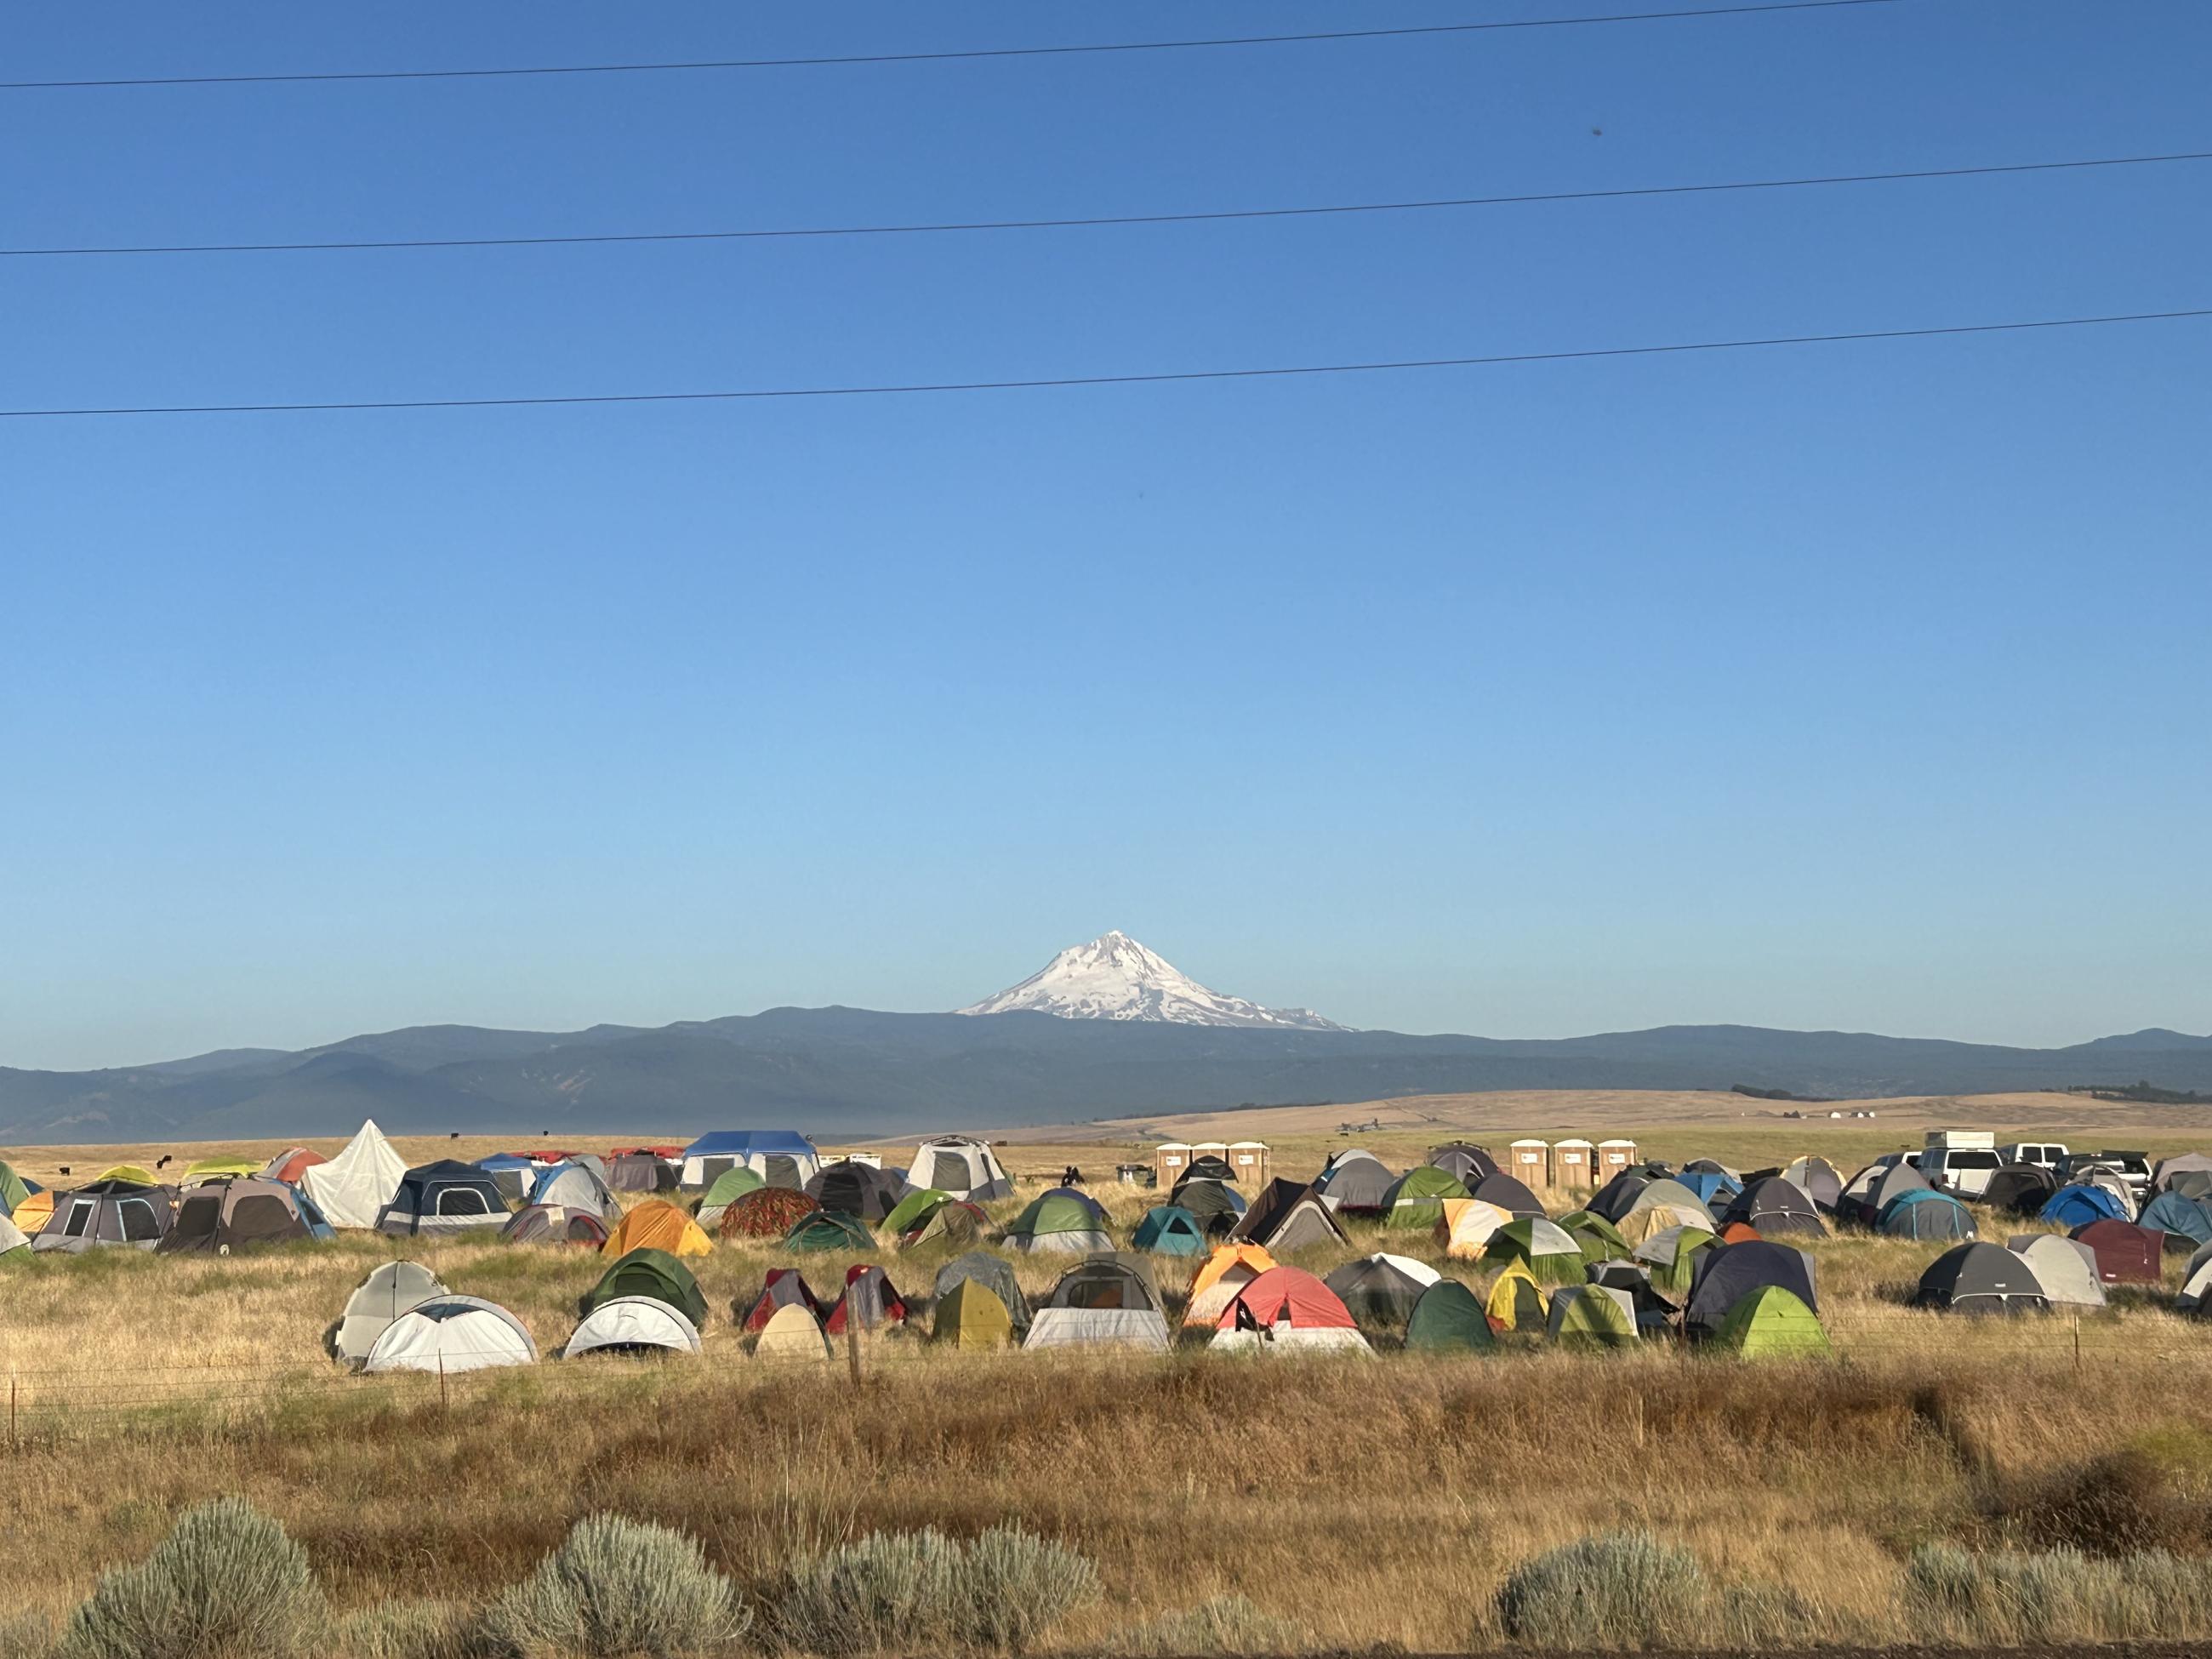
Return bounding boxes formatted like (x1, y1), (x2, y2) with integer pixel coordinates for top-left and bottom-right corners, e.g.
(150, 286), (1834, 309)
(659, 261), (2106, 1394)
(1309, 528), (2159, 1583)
(2040, 1183), (2129, 1229)
(682, 1131), (816, 1160)
(1879, 1188), (1976, 1240)
(1676, 1171), (1740, 1206)
(2139, 1190), (2212, 1250)
(679, 1132), (819, 1188)
(475, 1154), (540, 1204)
(1132, 1205), (1207, 1256)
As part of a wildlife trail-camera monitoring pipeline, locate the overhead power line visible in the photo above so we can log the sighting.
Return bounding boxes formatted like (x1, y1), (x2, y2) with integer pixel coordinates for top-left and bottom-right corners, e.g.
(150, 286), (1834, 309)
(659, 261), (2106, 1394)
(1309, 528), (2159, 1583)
(7, 150), (2203, 260)
(1, 1), (1903, 91)
(5, 308), (2203, 420)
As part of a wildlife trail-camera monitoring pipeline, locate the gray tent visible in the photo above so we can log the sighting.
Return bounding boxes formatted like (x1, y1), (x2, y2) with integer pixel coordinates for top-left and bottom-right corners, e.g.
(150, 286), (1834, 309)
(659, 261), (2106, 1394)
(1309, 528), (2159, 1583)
(1913, 1242), (2049, 1314)
(932, 1251), (1032, 1331)
(2006, 1235), (2106, 1309)
(334, 1260), (448, 1366)
(1316, 1151), (1394, 1212)
(32, 1179), (174, 1253)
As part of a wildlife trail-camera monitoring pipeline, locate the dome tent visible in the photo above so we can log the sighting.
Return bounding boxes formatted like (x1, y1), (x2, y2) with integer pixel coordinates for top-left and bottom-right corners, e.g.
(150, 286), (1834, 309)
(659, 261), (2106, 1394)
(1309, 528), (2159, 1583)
(1479, 1218), (1586, 1288)
(1314, 1150), (1394, 1213)
(1684, 1240), (1818, 1341)
(2041, 1183), (2130, 1229)
(744, 1268), (825, 1332)
(528, 1161), (619, 1220)
(824, 1265), (908, 1335)
(785, 1211), (875, 1253)
(503, 1205), (610, 1246)
(1631, 1225), (1718, 1299)
(2009, 1235), (2107, 1309)
(582, 1248), (709, 1328)
(261, 1147), (325, 1186)
(563, 1297), (702, 1359)
(1914, 1242), (2049, 1314)
(376, 1160), (510, 1236)
(1720, 1177), (1827, 1239)
(0, 1160), (31, 1217)
(805, 1160), (909, 1223)
(933, 1251), (1033, 1332)
(1467, 1172), (1546, 1220)
(899, 1200), (987, 1251)
(1227, 1179), (1348, 1254)
(1616, 1179), (1719, 1242)
(1779, 1156), (1844, 1213)
(694, 1166), (767, 1229)
(882, 1187), (953, 1238)
(332, 1261), (448, 1366)
(1485, 1263), (1549, 1332)
(1005, 1192), (1112, 1255)
(1548, 1285), (1640, 1350)
(1184, 1243), (1277, 1328)
(754, 1302), (833, 1362)
(180, 1156), (262, 1189)
(1166, 1179), (1246, 1235)
(475, 1154), (539, 1206)
(2138, 1190), (2212, 1251)
(301, 1120), (408, 1231)
(2072, 1219), (2164, 1286)
(1323, 1253), (1440, 1328)
(1132, 1206), (1208, 1256)
(1404, 1280), (1497, 1352)
(721, 1186), (819, 1240)
(1214, 1266), (1369, 1354)
(1427, 1143), (1498, 1185)
(1878, 1189), (1976, 1241)
(1378, 1167), (1469, 1230)
(1983, 1164), (2059, 1217)
(2154, 1154), (2212, 1199)
(603, 1200), (713, 1259)
(32, 1179), (172, 1253)
(1556, 1209), (1631, 1265)
(1024, 1256), (1172, 1352)
(1713, 1286), (1831, 1358)
(904, 1137), (1012, 1202)
(932, 1277), (1014, 1347)
(1437, 1199), (1517, 1259)
(1841, 1160), (1930, 1227)
(0, 1215), (26, 1257)
(364, 1296), (536, 1374)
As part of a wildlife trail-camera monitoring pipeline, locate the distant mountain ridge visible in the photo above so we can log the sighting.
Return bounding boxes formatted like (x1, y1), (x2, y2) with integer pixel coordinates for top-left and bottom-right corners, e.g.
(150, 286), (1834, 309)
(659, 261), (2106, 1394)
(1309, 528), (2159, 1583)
(6, 1007), (2212, 1146)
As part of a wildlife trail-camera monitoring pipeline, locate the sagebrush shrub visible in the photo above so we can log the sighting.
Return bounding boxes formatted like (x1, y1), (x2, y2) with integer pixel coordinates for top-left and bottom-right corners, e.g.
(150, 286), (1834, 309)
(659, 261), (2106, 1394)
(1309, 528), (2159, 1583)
(477, 1514), (749, 1659)
(54, 1497), (323, 1659)
(1492, 1530), (1706, 1650)
(778, 1524), (1095, 1655)
(1109, 1594), (1306, 1655)
(1907, 1542), (2212, 1645)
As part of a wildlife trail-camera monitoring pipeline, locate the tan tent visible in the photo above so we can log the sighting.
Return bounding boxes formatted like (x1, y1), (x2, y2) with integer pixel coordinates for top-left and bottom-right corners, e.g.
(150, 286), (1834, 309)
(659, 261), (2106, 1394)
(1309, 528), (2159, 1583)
(754, 1302), (831, 1363)
(933, 1277), (1014, 1348)
(1438, 1199), (1516, 1259)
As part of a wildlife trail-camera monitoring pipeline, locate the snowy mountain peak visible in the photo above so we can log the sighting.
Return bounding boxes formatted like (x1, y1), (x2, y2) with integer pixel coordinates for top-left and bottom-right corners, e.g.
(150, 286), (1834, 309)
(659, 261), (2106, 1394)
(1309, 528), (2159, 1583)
(955, 932), (1349, 1031)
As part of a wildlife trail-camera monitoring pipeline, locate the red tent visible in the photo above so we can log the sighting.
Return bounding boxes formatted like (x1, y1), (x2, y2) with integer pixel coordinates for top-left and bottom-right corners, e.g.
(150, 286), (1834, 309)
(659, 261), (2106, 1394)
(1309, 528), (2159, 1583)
(824, 1264), (908, 1335)
(2072, 1219), (2164, 1285)
(1216, 1266), (1357, 1331)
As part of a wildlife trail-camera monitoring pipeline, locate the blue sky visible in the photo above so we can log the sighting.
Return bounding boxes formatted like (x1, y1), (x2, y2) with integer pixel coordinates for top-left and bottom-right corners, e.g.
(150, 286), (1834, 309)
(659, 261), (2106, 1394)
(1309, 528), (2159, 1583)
(3, 2), (2207, 1069)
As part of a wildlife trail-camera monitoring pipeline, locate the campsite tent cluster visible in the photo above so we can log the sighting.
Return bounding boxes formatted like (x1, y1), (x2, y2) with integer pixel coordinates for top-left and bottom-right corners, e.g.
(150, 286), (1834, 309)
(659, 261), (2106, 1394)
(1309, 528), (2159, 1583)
(10, 1129), (2212, 1371)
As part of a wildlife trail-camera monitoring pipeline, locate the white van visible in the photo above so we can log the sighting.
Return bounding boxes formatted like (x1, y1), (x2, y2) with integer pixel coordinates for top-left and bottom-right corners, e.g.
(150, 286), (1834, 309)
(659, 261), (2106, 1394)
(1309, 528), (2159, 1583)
(1998, 1141), (2069, 1172)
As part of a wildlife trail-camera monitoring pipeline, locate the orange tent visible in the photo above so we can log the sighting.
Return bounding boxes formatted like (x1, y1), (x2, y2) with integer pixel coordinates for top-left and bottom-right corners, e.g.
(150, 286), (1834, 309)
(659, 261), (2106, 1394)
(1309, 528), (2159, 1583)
(262, 1147), (326, 1185)
(1719, 1221), (1763, 1245)
(601, 1198), (713, 1258)
(11, 1190), (53, 1234)
(1183, 1242), (1275, 1326)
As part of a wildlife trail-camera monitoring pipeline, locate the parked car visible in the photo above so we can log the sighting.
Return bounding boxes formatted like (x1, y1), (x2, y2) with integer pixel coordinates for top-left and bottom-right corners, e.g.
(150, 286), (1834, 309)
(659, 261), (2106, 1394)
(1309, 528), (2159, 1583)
(1918, 1145), (2002, 1198)
(2063, 1149), (2152, 1196)
(1998, 1141), (2069, 1171)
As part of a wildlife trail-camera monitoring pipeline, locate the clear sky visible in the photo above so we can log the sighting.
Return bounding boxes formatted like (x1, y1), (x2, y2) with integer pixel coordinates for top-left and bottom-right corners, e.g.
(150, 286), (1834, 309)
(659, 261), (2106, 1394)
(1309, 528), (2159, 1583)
(3, 2), (2207, 1070)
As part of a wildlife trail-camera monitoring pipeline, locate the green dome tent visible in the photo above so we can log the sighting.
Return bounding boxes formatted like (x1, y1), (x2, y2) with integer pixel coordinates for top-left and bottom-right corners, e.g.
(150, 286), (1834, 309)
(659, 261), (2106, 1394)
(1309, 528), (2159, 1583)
(1631, 1224), (1717, 1298)
(1713, 1286), (1831, 1358)
(899, 1200), (986, 1251)
(1132, 1205), (1208, 1256)
(883, 1187), (953, 1237)
(1481, 1217), (1588, 1288)
(1404, 1280), (1497, 1353)
(784, 1211), (875, 1254)
(581, 1248), (708, 1328)
(1557, 1209), (1631, 1265)
(1005, 1192), (1112, 1255)
(1548, 1285), (1639, 1350)
(693, 1166), (764, 1228)
(0, 1161), (31, 1218)
(1379, 1166), (1470, 1230)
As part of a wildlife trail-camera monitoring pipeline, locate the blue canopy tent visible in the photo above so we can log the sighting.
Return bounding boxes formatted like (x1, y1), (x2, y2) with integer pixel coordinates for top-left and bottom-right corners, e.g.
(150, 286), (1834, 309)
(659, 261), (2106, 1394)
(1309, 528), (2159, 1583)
(679, 1132), (820, 1189)
(474, 1154), (540, 1206)
(2040, 1183), (2129, 1229)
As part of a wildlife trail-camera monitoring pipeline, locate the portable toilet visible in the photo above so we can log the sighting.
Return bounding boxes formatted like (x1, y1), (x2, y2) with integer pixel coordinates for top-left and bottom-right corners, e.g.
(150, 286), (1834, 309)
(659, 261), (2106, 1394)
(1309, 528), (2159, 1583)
(1228, 1142), (1272, 1186)
(1154, 1143), (1194, 1187)
(1193, 1142), (1230, 1172)
(1509, 1139), (1552, 1188)
(1598, 1137), (1640, 1177)
(1553, 1138), (1595, 1189)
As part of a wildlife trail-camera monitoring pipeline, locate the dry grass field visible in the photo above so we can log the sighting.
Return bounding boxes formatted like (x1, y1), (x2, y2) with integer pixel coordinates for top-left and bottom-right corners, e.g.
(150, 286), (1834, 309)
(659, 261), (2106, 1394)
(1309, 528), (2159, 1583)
(7, 1094), (2212, 1652)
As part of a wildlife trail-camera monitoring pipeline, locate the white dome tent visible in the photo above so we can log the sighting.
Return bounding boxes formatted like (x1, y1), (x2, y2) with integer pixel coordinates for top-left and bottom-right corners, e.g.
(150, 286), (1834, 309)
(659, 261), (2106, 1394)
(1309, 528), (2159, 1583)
(562, 1297), (702, 1360)
(362, 1296), (537, 1374)
(904, 1137), (1012, 1202)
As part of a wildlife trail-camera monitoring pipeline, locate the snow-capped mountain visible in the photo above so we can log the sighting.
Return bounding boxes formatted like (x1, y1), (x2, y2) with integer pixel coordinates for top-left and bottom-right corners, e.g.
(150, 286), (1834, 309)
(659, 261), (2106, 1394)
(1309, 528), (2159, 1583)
(955, 932), (1348, 1031)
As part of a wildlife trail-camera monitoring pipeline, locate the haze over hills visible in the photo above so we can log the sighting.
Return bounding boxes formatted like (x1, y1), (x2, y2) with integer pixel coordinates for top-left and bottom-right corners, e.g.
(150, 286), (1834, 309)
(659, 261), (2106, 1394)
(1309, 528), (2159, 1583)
(2, 932), (2208, 1144)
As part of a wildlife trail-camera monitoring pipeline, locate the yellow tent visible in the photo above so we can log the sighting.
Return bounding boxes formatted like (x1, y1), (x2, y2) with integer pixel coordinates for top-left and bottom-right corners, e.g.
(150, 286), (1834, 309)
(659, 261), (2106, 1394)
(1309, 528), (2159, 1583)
(181, 1156), (262, 1188)
(12, 1191), (54, 1234)
(755, 1302), (831, 1362)
(933, 1278), (1013, 1348)
(1619, 1202), (1713, 1245)
(94, 1165), (159, 1187)
(1485, 1262), (1550, 1332)
(1184, 1242), (1276, 1327)
(1438, 1199), (1516, 1259)
(601, 1199), (713, 1259)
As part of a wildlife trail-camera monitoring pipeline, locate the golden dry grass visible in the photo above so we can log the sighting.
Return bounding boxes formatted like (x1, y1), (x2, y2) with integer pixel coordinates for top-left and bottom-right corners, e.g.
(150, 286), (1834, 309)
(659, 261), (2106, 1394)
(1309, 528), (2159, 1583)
(5, 1111), (2212, 1648)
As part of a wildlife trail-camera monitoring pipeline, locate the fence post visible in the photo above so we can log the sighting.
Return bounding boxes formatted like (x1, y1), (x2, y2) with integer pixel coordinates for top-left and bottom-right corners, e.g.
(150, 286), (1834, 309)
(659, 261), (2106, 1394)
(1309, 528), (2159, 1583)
(846, 1309), (863, 1389)
(439, 1353), (448, 1411)
(2072, 1313), (2081, 1374)
(9, 1369), (14, 1452)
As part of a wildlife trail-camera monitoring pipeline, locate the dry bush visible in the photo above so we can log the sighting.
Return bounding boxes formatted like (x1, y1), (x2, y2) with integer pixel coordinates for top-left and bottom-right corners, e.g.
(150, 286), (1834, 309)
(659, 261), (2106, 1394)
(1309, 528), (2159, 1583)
(777, 1524), (1094, 1656)
(54, 1497), (323, 1659)
(1492, 1531), (1706, 1650)
(331, 1599), (482, 1659)
(476, 1514), (748, 1659)
(1905, 1542), (2212, 1644)
(1981, 1446), (2212, 1556)
(1108, 1595), (1308, 1654)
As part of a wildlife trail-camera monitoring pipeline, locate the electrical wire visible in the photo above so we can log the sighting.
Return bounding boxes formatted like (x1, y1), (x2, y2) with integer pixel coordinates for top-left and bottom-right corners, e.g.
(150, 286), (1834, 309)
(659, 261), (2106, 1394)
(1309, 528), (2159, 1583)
(0, 2), (1907, 92)
(6, 149), (2201, 260)
(4, 307), (2203, 420)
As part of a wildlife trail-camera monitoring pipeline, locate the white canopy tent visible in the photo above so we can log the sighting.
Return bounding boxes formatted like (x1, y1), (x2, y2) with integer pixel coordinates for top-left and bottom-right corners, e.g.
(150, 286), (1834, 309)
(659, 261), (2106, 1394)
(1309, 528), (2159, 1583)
(302, 1120), (408, 1230)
